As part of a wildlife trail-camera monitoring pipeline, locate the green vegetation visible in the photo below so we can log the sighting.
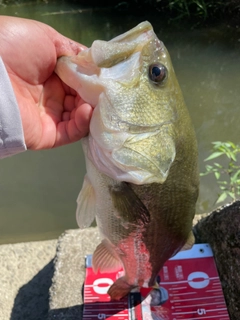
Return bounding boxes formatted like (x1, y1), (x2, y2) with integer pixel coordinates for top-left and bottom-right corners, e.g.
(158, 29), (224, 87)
(1, 0), (239, 26)
(153, 0), (239, 25)
(165, 0), (226, 21)
(201, 141), (240, 204)
(116, 0), (238, 25)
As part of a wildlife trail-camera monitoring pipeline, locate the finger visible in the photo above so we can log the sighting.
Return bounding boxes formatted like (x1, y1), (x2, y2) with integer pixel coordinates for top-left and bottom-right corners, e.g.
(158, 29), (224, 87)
(62, 111), (71, 121)
(74, 102), (93, 134)
(61, 82), (77, 96)
(64, 95), (76, 112)
(53, 32), (87, 57)
(41, 74), (65, 120)
(63, 92), (88, 113)
(54, 102), (93, 147)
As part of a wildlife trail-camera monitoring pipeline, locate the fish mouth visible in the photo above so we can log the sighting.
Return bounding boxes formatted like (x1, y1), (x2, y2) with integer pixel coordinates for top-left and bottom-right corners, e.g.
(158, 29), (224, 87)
(90, 21), (155, 69)
(110, 21), (153, 44)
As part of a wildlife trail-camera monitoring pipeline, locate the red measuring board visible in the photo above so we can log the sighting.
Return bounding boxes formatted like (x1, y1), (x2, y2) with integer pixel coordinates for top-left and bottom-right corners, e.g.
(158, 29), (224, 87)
(83, 244), (230, 320)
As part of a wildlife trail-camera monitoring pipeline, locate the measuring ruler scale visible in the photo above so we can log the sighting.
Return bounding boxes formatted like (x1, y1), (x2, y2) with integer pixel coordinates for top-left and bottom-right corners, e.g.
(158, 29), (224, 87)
(83, 244), (230, 320)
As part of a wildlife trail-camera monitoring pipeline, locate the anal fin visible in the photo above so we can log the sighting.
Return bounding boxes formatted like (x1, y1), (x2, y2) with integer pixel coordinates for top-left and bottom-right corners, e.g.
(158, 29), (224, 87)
(92, 239), (123, 273)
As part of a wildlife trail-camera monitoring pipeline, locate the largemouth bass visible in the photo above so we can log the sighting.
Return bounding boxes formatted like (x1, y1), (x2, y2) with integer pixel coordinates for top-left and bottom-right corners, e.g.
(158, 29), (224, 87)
(55, 21), (199, 300)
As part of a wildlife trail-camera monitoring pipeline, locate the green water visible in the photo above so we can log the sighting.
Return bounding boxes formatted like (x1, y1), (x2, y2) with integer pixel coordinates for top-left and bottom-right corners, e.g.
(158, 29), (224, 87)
(0, 1), (240, 244)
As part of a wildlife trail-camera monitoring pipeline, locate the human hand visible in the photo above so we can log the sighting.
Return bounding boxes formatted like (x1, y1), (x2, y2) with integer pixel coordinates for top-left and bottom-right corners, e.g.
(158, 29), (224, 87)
(0, 16), (93, 150)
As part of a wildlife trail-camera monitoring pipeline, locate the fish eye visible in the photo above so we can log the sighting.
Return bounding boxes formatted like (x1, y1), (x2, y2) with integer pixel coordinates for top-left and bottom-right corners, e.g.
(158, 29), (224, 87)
(148, 63), (168, 84)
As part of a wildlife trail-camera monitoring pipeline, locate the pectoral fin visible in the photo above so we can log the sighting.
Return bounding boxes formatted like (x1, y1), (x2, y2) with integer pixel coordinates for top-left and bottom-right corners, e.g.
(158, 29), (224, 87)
(109, 182), (150, 225)
(92, 239), (123, 273)
(76, 175), (96, 229)
(181, 230), (195, 251)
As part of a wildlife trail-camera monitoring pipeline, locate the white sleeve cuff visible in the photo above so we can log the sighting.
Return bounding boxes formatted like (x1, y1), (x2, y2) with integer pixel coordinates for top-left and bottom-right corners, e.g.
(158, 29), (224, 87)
(0, 56), (27, 158)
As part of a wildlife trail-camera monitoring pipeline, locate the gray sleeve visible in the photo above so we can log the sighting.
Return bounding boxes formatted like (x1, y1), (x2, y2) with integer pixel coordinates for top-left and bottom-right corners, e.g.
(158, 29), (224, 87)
(0, 56), (27, 158)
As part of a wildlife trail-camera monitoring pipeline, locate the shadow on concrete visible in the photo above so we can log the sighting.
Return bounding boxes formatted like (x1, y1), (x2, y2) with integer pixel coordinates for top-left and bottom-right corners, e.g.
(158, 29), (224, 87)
(10, 259), (54, 320)
(48, 305), (83, 320)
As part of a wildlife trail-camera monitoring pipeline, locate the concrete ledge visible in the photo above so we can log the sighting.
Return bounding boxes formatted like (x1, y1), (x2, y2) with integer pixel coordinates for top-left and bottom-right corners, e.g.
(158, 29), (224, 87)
(0, 239), (57, 320)
(48, 228), (100, 320)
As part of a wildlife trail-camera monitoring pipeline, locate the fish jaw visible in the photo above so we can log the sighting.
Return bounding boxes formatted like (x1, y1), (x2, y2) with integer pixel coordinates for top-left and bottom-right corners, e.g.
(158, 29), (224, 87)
(90, 21), (154, 68)
(55, 54), (103, 106)
(55, 21), (154, 106)
(110, 21), (152, 43)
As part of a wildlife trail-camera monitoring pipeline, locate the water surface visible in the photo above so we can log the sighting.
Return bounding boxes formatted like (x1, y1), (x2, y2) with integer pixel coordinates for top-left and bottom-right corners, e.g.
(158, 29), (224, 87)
(1, 2), (240, 244)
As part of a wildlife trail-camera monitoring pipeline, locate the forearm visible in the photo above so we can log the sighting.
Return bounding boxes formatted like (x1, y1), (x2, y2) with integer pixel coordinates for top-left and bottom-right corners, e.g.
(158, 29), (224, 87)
(0, 56), (26, 158)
